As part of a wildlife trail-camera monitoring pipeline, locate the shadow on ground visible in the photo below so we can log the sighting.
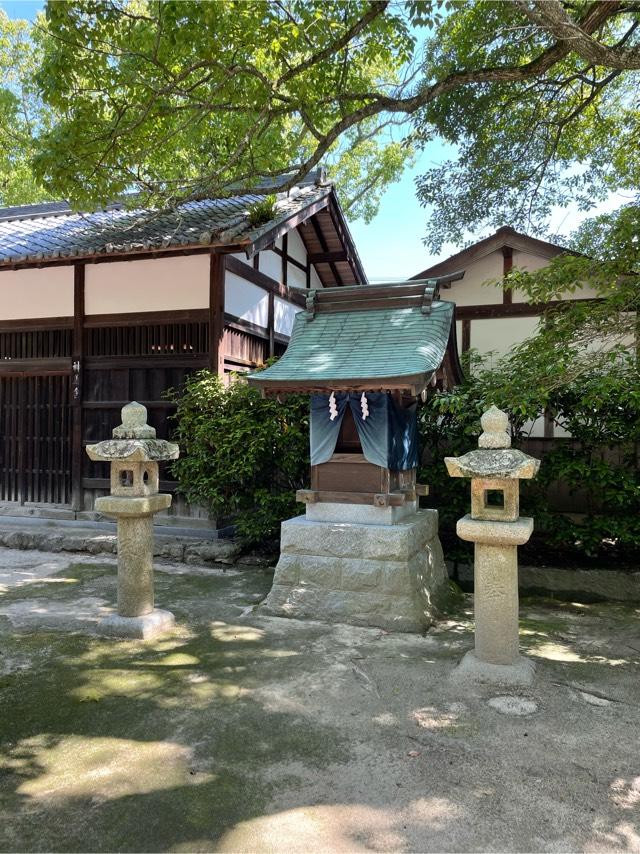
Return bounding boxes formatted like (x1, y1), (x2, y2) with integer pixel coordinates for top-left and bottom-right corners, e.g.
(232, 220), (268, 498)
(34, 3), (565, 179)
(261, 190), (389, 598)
(0, 550), (639, 852)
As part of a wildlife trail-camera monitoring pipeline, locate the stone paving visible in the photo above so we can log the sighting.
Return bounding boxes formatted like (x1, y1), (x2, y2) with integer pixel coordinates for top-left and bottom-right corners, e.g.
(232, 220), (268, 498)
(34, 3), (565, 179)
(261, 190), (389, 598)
(0, 547), (639, 852)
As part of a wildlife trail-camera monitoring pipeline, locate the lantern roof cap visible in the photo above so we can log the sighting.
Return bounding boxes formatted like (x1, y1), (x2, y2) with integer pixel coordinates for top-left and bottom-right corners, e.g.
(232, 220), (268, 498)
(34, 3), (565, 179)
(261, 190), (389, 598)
(85, 402), (179, 462)
(445, 447), (540, 480)
(445, 406), (539, 479)
(86, 438), (179, 463)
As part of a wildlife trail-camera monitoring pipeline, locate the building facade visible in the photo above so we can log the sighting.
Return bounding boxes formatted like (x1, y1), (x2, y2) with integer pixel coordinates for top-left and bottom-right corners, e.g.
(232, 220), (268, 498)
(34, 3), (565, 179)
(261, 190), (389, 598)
(413, 226), (602, 438)
(0, 174), (365, 524)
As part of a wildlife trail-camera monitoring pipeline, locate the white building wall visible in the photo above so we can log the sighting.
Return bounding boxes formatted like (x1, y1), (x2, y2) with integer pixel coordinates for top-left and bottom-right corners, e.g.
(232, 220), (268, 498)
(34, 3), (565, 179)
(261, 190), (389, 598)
(444, 252), (503, 306)
(225, 271), (269, 328)
(470, 316), (541, 363)
(287, 230), (307, 265)
(309, 265), (322, 290)
(274, 297), (301, 336)
(85, 254), (209, 314)
(0, 266), (74, 319)
(259, 250), (281, 282)
(287, 263), (307, 289)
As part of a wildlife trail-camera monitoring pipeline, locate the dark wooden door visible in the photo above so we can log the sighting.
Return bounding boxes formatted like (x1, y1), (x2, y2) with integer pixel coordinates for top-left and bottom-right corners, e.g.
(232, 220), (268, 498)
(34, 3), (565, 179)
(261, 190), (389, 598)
(0, 372), (72, 505)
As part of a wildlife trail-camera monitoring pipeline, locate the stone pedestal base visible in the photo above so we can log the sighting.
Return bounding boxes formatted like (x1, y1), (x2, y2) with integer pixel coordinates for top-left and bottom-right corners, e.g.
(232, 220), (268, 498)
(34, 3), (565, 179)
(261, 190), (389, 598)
(98, 608), (175, 640)
(260, 509), (448, 632)
(451, 649), (535, 687)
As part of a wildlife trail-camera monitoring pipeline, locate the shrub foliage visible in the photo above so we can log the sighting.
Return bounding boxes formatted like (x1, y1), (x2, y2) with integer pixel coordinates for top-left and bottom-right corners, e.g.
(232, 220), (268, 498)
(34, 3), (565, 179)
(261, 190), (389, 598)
(169, 370), (308, 546)
(420, 351), (640, 564)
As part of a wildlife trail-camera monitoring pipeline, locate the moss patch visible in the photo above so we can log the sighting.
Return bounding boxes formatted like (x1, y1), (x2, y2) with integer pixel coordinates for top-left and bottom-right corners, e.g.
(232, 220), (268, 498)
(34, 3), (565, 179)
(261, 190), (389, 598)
(0, 567), (348, 852)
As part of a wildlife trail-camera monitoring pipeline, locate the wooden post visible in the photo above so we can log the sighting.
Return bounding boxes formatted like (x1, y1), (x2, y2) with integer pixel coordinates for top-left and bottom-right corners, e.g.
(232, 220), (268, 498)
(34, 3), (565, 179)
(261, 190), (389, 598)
(502, 246), (513, 305)
(209, 252), (226, 377)
(281, 234), (288, 286)
(268, 291), (275, 359)
(71, 263), (85, 512)
(462, 319), (471, 353)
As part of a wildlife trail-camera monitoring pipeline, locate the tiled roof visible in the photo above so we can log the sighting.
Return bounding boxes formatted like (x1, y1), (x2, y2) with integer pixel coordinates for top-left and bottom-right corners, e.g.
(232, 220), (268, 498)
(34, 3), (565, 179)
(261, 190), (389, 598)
(0, 183), (331, 266)
(248, 285), (455, 393)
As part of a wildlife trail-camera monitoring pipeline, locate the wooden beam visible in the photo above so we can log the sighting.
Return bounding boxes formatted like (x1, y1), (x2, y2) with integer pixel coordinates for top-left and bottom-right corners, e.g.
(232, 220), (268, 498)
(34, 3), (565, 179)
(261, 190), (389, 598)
(455, 297), (601, 321)
(0, 316), (73, 331)
(84, 308), (208, 328)
(502, 246), (513, 305)
(71, 263), (85, 512)
(326, 193), (368, 284)
(209, 252), (226, 376)
(0, 242), (249, 274)
(308, 251), (348, 264)
(310, 215), (343, 286)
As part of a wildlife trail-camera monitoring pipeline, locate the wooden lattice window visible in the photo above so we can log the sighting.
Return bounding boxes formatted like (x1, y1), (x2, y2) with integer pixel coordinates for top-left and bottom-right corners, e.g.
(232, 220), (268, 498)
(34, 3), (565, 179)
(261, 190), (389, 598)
(0, 328), (72, 361)
(86, 322), (209, 357)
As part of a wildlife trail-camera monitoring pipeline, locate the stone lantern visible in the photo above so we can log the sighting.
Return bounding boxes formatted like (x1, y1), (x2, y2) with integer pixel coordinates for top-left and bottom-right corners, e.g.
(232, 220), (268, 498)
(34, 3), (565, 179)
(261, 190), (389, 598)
(86, 401), (179, 639)
(445, 406), (540, 686)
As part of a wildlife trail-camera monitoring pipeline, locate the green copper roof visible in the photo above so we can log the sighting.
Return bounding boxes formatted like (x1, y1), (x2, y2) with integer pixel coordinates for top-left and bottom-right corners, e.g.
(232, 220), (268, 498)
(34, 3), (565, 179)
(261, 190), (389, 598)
(247, 296), (456, 394)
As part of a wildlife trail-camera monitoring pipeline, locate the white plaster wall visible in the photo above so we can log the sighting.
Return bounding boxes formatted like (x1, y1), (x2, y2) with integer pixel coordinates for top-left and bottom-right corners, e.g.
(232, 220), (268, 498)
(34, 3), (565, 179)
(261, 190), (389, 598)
(287, 229), (307, 265)
(446, 252), (504, 306)
(274, 297), (301, 336)
(310, 265), (322, 290)
(225, 271), (269, 327)
(522, 417), (547, 438)
(511, 249), (553, 273)
(287, 262), (307, 289)
(85, 254), (209, 314)
(511, 249), (599, 301)
(470, 316), (541, 365)
(259, 250), (281, 283)
(0, 266), (74, 319)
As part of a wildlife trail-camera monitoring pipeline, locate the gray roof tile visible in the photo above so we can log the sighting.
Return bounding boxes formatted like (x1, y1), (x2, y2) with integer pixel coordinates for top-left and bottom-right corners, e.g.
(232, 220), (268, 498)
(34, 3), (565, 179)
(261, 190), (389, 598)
(0, 184), (330, 266)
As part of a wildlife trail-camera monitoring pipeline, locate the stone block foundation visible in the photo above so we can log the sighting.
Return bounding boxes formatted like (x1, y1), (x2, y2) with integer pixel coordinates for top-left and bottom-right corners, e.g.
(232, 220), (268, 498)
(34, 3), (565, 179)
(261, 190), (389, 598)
(260, 509), (449, 632)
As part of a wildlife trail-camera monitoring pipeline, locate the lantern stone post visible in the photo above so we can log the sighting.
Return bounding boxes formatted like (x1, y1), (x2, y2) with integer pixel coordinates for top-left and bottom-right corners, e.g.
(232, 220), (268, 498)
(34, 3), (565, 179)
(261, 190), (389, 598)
(86, 401), (179, 639)
(445, 406), (540, 686)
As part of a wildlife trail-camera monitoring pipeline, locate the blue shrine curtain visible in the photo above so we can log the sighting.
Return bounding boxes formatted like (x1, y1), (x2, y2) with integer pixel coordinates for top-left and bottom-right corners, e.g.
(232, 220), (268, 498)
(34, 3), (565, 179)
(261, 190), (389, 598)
(310, 393), (418, 470)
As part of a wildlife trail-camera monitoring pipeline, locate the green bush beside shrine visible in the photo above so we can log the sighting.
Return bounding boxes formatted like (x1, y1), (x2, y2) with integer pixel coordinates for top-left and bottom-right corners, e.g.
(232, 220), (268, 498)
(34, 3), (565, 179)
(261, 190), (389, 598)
(168, 369), (309, 546)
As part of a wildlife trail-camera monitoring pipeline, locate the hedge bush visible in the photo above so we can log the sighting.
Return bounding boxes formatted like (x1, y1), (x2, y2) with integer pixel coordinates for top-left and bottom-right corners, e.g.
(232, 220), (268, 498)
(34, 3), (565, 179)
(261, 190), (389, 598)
(168, 369), (308, 546)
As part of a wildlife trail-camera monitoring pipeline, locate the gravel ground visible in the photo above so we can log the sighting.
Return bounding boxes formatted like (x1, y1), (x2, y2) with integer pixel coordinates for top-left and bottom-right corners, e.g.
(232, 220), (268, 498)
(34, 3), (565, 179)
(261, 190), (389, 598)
(0, 548), (638, 853)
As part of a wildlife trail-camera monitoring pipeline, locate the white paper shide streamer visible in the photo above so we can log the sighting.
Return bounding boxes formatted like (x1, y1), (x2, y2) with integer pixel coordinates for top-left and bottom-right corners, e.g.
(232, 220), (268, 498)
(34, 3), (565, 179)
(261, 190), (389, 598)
(360, 392), (369, 420)
(328, 391), (338, 421)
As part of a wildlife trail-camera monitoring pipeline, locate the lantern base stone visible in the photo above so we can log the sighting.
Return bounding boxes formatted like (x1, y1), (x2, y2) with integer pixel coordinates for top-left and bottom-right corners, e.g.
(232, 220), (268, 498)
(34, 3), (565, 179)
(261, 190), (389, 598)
(260, 509), (449, 633)
(97, 608), (175, 640)
(450, 649), (535, 687)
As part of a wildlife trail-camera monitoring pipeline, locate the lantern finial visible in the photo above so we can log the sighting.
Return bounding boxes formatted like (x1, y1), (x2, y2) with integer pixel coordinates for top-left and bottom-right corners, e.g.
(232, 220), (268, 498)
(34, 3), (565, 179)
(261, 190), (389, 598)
(478, 405), (510, 449)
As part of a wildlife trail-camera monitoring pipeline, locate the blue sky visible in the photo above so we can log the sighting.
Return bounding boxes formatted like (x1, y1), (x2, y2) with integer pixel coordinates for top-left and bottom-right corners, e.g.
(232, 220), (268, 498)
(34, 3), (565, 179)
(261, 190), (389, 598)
(1, 0), (626, 280)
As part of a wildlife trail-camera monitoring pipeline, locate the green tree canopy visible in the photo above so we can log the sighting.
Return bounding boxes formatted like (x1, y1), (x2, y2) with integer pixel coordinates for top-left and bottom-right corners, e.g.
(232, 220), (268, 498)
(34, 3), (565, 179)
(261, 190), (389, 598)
(25, 0), (639, 235)
(0, 10), (52, 205)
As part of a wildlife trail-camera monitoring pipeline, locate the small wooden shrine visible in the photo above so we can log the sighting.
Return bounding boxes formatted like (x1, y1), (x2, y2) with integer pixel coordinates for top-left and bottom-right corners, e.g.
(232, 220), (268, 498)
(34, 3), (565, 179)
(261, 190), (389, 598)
(248, 276), (464, 632)
(248, 276), (463, 508)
